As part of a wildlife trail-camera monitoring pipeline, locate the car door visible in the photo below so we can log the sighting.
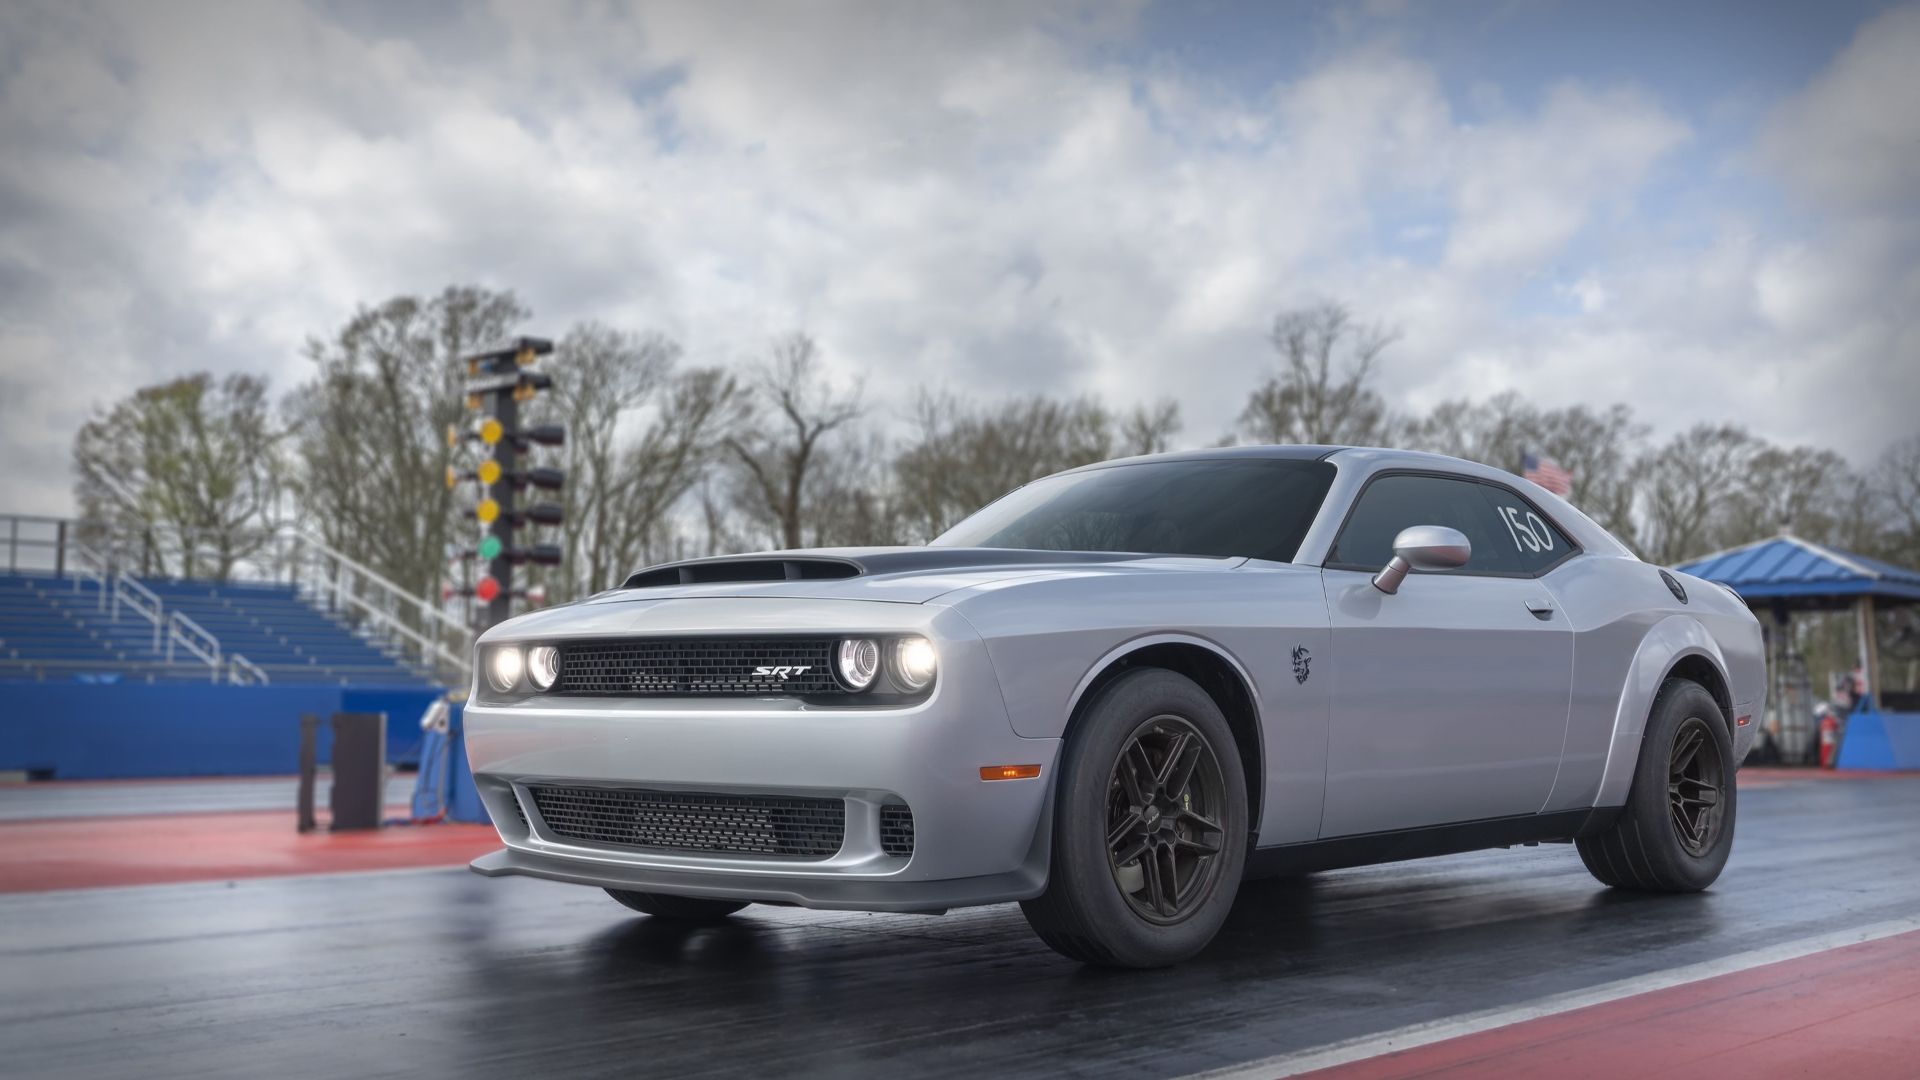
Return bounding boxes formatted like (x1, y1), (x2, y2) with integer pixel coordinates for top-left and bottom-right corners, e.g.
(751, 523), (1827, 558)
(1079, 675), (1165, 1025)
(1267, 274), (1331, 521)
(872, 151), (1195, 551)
(1317, 471), (1576, 838)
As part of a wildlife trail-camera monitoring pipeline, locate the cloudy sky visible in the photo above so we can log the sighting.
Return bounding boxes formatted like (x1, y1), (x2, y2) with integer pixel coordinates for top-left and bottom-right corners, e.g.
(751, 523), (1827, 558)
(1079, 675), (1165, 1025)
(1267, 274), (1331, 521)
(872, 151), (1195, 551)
(2, 0), (1916, 516)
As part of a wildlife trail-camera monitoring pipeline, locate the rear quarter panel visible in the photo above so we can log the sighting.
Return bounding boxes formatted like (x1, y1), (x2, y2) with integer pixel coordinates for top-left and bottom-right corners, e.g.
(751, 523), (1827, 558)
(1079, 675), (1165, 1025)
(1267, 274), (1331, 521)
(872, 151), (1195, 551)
(1543, 555), (1764, 811)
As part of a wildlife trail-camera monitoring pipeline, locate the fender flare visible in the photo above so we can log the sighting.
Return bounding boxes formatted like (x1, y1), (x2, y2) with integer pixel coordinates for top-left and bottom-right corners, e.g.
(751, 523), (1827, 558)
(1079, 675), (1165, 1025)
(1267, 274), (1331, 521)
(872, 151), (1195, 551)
(1593, 614), (1733, 808)
(1059, 632), (1268, 837)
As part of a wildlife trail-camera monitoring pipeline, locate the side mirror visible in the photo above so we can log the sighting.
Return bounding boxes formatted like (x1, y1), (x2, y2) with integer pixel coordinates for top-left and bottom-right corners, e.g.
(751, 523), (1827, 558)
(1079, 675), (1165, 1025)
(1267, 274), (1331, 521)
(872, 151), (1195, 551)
(1371, 525), (1471, 594)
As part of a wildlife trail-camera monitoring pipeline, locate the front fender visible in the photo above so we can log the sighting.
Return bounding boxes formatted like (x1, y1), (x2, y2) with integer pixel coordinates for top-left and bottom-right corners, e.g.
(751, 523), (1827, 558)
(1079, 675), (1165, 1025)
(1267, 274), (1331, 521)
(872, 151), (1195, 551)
(1592, 615), (1732, 808)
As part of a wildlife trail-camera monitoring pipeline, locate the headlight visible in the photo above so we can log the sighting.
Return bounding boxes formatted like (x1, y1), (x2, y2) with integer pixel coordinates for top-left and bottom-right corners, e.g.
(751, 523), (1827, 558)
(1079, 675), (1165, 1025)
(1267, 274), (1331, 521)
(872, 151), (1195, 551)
(836, 637), (881, 692)
(526, 645), (559, 691)
(892, 636), (937, 692)
(486, 646), (523, 693)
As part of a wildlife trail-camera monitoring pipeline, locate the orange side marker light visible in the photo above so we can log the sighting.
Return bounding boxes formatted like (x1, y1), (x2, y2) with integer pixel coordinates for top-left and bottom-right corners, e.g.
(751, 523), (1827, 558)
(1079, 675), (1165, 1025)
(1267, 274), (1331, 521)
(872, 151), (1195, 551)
(980, 764), (1042, 781)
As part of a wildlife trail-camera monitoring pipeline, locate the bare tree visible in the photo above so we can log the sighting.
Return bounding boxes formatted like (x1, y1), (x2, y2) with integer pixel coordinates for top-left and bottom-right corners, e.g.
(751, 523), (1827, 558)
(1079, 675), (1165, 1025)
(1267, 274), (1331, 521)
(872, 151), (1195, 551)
(534, 323), (744, 596)
(892, 392), (1183, 541)
(73, 373), (284, 578)
(723, 333), (866, 550)
(286, 286), (528, 604)
(1631, 424), (1764, 565)
(1400, 392), (1645, 541)
(1870, 435), (1920, 565)
(1240, 301), (1397, 446)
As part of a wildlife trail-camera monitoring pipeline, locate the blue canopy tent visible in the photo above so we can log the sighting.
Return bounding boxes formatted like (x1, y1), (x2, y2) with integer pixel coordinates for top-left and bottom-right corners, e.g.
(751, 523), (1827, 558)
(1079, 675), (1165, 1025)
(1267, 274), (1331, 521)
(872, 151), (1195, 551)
(1678, 534), (1920, 769)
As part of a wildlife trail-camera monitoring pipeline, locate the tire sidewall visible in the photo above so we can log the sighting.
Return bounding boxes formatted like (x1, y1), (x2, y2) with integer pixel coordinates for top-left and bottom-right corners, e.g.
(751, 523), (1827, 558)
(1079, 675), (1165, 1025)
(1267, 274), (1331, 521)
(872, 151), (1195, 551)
(1052, 669), (1248, 966)
(1627, 681), (1737, 888)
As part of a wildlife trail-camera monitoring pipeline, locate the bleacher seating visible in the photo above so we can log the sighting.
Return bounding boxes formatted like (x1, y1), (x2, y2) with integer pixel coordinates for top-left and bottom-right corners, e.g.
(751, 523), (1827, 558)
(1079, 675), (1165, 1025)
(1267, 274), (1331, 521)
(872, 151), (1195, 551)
(0, 573), (438, 688)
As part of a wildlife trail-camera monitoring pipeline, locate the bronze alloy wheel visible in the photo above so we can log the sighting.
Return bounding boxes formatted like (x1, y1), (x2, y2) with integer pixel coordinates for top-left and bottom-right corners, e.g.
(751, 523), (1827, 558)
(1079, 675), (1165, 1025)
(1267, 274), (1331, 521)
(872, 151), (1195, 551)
(1668, 715), (1727, 857)
(1105, 714), (1229, 924)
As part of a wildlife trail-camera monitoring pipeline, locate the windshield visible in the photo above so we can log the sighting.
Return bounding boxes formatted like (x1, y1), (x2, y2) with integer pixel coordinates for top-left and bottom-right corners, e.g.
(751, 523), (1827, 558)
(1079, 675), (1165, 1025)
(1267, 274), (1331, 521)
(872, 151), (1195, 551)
(931, 458), (1336, 562)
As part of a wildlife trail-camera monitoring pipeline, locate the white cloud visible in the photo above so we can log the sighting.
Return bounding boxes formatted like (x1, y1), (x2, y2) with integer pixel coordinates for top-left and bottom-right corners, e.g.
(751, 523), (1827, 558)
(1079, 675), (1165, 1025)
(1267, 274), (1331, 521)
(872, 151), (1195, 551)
(0, 0), (1911, 522)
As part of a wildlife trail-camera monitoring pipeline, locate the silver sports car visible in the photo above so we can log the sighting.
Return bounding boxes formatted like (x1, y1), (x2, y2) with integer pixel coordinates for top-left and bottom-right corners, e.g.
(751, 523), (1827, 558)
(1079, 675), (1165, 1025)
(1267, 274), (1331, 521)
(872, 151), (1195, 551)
(466, 445), (1764, 967)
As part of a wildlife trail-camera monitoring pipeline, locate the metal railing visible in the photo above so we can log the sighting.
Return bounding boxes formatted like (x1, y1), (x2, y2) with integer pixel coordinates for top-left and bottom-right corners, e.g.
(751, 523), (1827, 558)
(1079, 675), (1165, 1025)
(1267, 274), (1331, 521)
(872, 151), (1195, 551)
(166, 610), (220, 673)
(227, 654), (269, 686)
(112, 574), (165, 651)
(69, 543), (108, 609)
(3, 514), (470, 685)
(279, 529), (472, 683)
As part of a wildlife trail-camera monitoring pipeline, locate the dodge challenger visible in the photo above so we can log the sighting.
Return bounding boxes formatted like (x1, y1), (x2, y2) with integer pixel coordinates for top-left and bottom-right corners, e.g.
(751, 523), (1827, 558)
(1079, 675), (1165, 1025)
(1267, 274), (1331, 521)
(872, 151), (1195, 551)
(465, 445), (1763, 967)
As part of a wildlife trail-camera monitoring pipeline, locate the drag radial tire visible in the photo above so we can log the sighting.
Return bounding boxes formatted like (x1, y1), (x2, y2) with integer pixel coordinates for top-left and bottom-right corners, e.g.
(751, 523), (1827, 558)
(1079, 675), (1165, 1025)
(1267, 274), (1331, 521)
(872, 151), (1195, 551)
(1577, 678), (1736, 892)
(1021, 668), (1248, 968)
(605, 890), (749, 922)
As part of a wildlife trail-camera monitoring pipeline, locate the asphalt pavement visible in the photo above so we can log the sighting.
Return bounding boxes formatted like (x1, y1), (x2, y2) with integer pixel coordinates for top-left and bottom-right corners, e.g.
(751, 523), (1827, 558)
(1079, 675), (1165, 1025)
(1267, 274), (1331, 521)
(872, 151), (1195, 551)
(2, 772), (1915, 1079)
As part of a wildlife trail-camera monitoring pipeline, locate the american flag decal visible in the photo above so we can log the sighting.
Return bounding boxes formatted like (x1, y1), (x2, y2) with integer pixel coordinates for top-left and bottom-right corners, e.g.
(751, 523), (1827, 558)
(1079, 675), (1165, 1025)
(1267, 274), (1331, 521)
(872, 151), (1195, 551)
(1522, 452), (1572, 496)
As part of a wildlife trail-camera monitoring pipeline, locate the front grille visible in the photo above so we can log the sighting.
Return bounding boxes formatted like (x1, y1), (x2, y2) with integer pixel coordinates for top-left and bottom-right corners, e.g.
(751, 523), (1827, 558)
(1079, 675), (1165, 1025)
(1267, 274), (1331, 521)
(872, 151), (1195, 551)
(880, 804), (915, 859)
(554, 637), (839, 696)
(527, 784), (846, 858)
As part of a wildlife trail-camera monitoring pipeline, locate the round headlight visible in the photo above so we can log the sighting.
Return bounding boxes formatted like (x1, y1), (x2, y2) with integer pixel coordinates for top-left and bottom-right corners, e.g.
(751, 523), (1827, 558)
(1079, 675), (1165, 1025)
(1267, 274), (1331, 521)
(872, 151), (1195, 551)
(527, 645), (559, 691)
(486, 646), (523, 693)
(836, 638), (881, 692)
(892, 636), (937, 692)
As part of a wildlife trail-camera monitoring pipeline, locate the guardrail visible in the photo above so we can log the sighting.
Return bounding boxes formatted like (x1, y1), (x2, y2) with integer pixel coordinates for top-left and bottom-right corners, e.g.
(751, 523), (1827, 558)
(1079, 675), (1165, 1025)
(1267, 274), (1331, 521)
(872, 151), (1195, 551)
(165, 610), (221, 676)
(227, 653), (269, 686)
(69, 543), (108, 609)
(3, 516), (471, 685)
(111, 574), (165, 651)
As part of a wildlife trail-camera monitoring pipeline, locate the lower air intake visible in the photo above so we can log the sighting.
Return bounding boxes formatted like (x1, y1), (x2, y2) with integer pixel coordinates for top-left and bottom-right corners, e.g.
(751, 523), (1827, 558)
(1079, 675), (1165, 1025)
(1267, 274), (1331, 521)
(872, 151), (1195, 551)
(879, 804), (915, 859)
(527, 784), (845, 858)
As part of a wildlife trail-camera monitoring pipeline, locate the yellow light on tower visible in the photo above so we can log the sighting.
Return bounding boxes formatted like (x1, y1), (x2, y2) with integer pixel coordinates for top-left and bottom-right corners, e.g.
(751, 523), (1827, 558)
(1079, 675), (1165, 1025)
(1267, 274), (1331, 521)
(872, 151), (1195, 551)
(513, 383), (536, 403)
(477, 459), (502, 485)
(476, 497), (500, 524)
(479, 418), (503, 445)
(445, 423), (458, 450)
(444, 464), (457, 491)
(465, 393), (482, 411)
(515, 347), (537, 367)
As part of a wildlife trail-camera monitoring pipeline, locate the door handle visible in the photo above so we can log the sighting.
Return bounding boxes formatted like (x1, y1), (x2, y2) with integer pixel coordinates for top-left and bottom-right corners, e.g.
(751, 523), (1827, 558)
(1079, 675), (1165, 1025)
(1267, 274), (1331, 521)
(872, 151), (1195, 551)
(1525, 598), (1555, 618)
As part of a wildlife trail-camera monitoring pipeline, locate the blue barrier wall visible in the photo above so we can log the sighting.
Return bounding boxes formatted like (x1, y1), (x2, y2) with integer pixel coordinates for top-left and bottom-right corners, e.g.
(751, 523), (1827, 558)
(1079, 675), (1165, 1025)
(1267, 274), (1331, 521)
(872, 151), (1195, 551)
(0, 682), (448, 779)
(1, 682), (345, 779)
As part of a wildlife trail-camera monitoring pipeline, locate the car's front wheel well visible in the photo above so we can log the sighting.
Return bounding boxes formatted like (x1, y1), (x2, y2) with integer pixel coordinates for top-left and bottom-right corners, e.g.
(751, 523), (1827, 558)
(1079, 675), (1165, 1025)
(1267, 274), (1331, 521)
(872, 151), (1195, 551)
(1664, 654), (1734, 741)
(1067, 643), (1263, 841)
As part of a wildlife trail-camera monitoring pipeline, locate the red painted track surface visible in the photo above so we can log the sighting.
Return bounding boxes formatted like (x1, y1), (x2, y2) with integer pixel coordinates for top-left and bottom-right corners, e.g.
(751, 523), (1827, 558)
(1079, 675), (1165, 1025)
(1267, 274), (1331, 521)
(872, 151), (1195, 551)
(0, 809), (501, 892)
(1303, 930), (1920, 1079)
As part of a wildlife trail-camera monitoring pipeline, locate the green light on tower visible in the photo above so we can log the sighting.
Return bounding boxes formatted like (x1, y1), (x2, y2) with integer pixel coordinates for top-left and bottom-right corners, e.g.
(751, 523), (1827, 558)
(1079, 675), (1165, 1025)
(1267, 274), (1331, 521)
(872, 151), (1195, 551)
(478, 535), (502, 561)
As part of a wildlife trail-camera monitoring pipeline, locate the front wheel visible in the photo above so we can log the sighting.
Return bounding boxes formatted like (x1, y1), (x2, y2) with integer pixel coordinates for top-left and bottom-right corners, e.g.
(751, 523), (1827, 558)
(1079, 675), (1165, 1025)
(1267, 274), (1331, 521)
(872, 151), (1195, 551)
(1021, 669), (1248, 968)
(1577, 677), (1736, 891)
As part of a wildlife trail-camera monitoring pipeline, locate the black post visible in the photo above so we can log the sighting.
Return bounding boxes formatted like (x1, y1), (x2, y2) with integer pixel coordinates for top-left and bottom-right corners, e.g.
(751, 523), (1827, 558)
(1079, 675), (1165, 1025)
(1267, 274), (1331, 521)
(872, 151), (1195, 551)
(487, 386), (518, 628)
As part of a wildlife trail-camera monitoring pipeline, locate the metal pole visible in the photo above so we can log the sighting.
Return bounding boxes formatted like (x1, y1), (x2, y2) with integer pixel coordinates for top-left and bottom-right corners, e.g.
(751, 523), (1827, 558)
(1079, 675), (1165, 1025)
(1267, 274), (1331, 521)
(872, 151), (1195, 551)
(55, 520), (66, 578)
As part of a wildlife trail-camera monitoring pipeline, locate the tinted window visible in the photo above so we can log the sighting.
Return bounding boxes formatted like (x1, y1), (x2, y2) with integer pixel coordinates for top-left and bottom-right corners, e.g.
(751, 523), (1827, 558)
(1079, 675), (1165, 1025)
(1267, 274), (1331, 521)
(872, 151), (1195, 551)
(932, 459), (1336, 562)
(1329, 473), (1573, 575)
(1473, 484), (1575, 574)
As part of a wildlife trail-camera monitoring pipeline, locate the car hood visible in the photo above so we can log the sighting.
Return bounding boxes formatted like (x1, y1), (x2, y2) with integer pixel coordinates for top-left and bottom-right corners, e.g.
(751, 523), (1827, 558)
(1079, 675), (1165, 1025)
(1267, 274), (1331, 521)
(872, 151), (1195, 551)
(571, 547), (1248, 606)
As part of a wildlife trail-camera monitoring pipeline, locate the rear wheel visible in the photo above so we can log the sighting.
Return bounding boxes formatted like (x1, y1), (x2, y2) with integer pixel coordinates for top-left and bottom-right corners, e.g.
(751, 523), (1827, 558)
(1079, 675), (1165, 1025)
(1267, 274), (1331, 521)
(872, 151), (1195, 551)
(605, 889), (749, 922)
(1578, 678), (1735, 891)
(1021, 669), (1248, 968)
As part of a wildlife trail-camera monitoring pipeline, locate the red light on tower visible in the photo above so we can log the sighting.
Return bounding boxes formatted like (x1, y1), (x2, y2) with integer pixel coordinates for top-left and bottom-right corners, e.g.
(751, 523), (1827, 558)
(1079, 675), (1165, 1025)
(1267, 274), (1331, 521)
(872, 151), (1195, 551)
(474, 575), (501, 603)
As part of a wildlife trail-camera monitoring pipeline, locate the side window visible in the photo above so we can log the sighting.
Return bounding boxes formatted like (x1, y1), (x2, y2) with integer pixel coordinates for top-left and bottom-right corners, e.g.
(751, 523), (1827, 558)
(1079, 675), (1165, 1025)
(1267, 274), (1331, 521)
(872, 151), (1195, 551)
(1329, 474), (1514, 573)
(1474, 485), (1575, 574)
(1329, 474), (1574, 575)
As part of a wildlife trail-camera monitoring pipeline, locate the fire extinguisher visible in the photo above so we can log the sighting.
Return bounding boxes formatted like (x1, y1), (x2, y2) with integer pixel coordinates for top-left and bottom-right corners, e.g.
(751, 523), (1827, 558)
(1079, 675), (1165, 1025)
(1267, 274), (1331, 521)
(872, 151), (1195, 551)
(1818, 710), (1842, 769)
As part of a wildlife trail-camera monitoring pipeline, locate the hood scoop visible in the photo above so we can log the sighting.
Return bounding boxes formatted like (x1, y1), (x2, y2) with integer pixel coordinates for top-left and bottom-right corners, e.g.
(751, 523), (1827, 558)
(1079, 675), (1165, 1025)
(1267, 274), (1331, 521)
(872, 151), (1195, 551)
(622, 556), (861, 590)
(619, 547), (1153, 591)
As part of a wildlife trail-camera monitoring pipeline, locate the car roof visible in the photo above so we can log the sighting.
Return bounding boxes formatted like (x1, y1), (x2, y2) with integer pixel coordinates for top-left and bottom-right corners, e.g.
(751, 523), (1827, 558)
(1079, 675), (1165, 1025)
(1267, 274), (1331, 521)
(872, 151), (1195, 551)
(1048, 444), (1637, 559)
(1054, 444), (1348, 475)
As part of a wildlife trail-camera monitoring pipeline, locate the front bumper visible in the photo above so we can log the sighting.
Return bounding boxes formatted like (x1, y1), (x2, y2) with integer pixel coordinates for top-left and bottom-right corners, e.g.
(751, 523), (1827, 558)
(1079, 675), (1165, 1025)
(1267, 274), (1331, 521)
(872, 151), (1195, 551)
(463, 604), (1060, 912)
